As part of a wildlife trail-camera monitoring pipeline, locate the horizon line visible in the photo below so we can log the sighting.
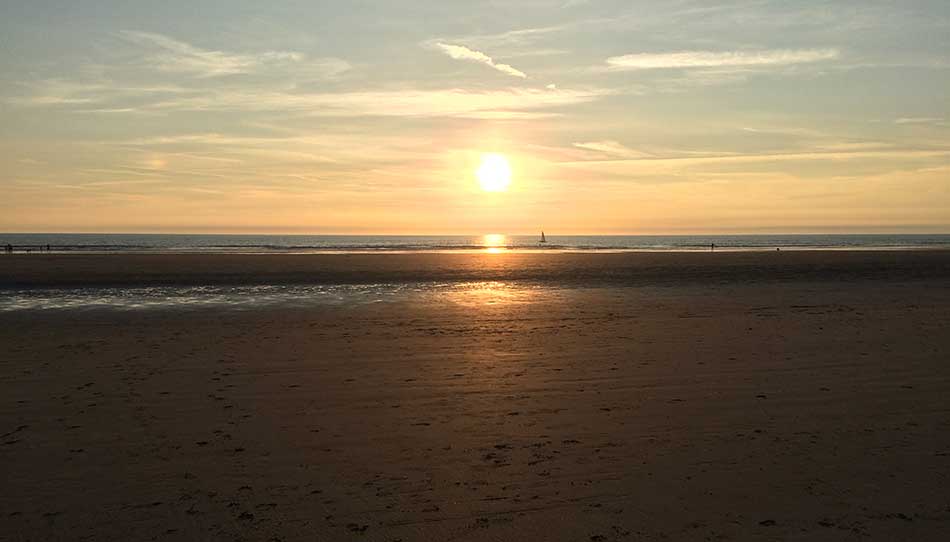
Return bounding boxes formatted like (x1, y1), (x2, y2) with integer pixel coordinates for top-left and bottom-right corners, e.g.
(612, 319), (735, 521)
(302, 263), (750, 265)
(3, 230), (950, 237)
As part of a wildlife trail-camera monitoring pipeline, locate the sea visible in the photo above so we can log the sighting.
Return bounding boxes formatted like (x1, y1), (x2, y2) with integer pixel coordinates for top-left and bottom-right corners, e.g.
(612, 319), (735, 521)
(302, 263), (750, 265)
(2, 233), (950, 253)
(3, 233), (948, 312)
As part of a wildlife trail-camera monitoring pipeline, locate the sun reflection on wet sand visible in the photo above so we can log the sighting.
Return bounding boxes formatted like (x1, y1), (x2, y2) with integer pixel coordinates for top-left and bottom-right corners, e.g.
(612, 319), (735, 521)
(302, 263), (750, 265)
(0, 281), (552, 312)
(439, 281), (540, 307)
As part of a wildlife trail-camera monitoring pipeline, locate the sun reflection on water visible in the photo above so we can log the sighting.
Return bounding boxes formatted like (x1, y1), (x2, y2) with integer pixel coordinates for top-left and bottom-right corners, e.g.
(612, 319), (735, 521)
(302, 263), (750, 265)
(482, 233), (507, 253)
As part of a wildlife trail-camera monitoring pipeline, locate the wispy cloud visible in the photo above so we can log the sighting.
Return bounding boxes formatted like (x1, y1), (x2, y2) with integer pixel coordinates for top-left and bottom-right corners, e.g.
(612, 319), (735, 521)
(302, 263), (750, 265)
(457, 110), (562, 120)
(443, 25), (567, 50)
(430, 42), (527, 78)
(503, 48), (569, 58)
(7, 79), (105, 105)
(149, 86), (604, 118)
(7, 78), (189, 107)
(606, 49), (840, 70)
(561, 148), (950, 167)
(895, 117), (945, 125)
(573, 141), (652, 159)
(119, 31), (289, 77)
(12, 79), (605, 118)
(118, 30), (349, 79)
(9, 47), (604, 119)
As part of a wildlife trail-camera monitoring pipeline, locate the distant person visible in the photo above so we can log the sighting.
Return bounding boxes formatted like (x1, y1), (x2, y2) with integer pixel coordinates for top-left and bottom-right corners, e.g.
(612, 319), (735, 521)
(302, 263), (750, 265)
(4, 244), (10, 254)
(711, 242), (715, 252)
(46, 244), (51, 252)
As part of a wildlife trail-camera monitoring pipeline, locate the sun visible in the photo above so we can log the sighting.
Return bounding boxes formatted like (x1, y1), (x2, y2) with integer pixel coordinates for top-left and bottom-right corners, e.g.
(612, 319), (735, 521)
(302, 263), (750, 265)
(476, 153), (512, 192)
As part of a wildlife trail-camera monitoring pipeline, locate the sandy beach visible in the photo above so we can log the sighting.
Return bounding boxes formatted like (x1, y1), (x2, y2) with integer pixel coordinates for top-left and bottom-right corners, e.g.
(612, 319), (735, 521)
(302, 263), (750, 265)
(2, 252), (950, 541)
(3, 250), (950, 288)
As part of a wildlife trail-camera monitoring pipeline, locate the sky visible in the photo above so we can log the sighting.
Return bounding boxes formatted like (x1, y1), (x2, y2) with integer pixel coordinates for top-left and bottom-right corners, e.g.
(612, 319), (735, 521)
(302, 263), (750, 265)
(2, 0), (949, 234)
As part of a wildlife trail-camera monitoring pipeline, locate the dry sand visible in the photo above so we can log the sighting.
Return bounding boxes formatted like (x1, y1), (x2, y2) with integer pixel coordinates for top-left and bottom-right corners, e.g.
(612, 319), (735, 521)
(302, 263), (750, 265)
(2, 252), (950, 541)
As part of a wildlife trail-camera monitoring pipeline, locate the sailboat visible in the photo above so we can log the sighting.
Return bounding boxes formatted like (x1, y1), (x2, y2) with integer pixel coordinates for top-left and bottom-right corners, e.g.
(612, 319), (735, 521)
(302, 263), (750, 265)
(539, 231), (547, 244)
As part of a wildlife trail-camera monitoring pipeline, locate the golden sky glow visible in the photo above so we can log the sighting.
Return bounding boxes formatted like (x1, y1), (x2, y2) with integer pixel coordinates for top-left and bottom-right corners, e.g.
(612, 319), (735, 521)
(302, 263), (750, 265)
(1, 2), (949, 233)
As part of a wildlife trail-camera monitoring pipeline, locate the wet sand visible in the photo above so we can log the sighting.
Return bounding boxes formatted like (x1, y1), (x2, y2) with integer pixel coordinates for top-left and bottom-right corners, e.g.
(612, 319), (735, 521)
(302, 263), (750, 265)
(2, 253), (950, 541)
(3, 250), (950, 288)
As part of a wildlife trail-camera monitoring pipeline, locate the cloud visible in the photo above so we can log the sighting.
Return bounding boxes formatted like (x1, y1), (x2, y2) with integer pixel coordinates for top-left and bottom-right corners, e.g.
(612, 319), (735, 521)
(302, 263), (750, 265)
(13, 79), (605, 119)
(445, 25), (567, 50)
(9, 41), (604, 119)
(7, 79), (106, 105)
(75, 107), (158, 115)
(148, 86), (605, 118)
(118, 30), (349, 79)
(606, 49), (840, 70)
(573, 141), (652, 159)
(560, 148), (950, 167)
(457, 111), (562, 120)
(503, 49), (569, 58)
(430, 42), (527, 78)
(6, 78), (189, 107)
(895, 117), (945, 125)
